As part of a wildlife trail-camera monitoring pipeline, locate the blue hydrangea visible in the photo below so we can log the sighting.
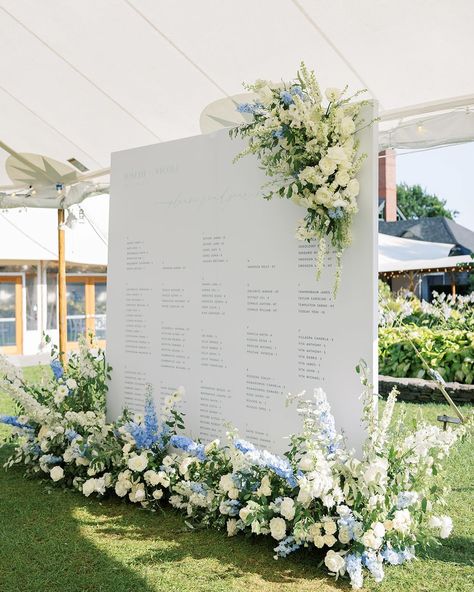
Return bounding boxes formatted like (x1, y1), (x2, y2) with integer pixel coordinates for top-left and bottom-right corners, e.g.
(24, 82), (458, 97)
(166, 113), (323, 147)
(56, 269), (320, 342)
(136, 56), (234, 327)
(233, 439), (297, 488)
(345, 553), (363, 589)
(0, 415), (32, 430)
(50, 359), (64, 380)
(280, 90), (294, 106)
(381, 545), (415, 565)
(328, 208), (344, 220)
(221, 499), (241, 517)
(189, 481), (207, 495)
(65, 429), (79, 442)
(272, 128), (285, 139)
(125, 397), (164, 451)
(170, 434), (206, 461)
(396, 491), (418, 509)
(41, 454), (62, 465)
(273, 536), (301, 558)
(290, 85), (304, 99)
(337, 511), (359, 541)
(362, 551), (384, 583)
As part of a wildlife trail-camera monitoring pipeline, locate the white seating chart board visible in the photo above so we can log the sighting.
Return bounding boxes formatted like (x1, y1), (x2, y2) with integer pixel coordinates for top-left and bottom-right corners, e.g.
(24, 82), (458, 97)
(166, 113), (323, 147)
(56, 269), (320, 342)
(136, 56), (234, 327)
(107, 105), (377, 454)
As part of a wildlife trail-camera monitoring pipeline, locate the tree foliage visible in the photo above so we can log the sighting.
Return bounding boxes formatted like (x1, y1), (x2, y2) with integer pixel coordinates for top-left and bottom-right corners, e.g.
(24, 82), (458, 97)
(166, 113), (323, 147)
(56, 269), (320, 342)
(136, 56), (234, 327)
(397, 183), (458, 220)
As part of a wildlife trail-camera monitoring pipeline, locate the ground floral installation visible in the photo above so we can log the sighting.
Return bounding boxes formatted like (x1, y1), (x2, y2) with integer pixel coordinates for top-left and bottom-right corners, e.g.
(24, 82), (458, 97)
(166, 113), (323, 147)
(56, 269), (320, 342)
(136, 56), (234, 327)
(231, 63), (373, 294)
(0, 341), (467, 589)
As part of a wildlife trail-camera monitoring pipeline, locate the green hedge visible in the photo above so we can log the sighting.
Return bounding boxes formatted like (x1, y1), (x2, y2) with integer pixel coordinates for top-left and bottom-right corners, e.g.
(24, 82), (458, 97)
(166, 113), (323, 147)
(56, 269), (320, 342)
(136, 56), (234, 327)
(379, 326), (474, 384)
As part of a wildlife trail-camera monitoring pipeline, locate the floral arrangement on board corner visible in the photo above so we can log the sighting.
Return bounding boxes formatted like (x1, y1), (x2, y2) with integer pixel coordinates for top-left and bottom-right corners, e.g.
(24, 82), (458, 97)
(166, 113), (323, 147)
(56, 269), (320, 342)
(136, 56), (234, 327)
(1, 347), (468, 589)
(231, 63), (374, 294)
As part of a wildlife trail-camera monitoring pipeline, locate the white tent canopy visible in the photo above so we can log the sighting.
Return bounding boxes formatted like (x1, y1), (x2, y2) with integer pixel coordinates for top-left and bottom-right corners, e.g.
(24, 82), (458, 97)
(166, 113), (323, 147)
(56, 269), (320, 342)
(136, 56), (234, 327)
(0, 197), (108, 265)
(1, 0), (474, 185)
(378, 233), (472, 273)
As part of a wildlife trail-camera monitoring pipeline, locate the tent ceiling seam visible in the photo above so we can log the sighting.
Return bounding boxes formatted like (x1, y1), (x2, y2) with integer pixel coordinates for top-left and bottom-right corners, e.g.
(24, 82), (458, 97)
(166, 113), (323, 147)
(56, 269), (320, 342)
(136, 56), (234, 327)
(0, 84), (105, 169)
(290, 0), (379, 104)
(124, 0), (230, 98)
(0, 6), (163, 142)
(0, 212), (57, 257)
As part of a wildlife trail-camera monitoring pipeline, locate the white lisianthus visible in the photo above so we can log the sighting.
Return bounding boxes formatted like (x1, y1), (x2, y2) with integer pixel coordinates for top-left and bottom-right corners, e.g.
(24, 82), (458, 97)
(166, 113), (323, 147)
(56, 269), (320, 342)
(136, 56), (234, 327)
(50, 465), (64, 482)
(179, 457), (194, 476)
(128, 453), (148, 472)
(129, 483), (146, 503)
(157, 471), (170, 488)
(363, 457), (389, 486)
(115, 480), (131, 497)
(372, 522), (386, 538)
(269, 517), (286, 541)
(227, 519), (238, 537)
(325, 88), (342, 102)
(257, 85), (274, 106)
(324, 550), (345, 574)
(393, 509), (412, 535)
(279, 497), (295, 521)
(65, 378), (77, 390)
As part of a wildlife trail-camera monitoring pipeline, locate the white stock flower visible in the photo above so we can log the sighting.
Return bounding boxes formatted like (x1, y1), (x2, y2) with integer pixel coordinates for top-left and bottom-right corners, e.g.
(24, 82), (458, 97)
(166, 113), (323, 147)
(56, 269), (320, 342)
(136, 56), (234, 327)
(50, 465), (64, 482)
(324, 550), (345, 574)
(65, 378), (77, 390)
(279, 497), (295, 521)
(325, 88), (342, 102)
(127, 453), (148, 472)
(269, 517), (286, 541)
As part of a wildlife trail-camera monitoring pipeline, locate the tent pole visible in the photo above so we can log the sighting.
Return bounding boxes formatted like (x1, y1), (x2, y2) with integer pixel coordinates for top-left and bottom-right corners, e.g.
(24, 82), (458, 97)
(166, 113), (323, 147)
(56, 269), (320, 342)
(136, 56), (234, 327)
(58, 209), (67, 366)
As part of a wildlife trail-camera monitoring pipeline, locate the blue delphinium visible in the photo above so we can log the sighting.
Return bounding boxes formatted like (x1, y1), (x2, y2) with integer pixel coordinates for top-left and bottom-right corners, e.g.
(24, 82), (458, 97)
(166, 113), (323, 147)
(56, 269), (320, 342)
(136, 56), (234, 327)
(0, 415), (33, 430)
(236, 102), (263, 114)
(234, 439), (297, 488)
(170, 434), (206, 461)
(381, 545), (415, 565)
(50, 359), (64, 380)
(328, 208), (344, 220)
(345, 553), (363, 589)
(125, 397), (163, 451)
(280, 90), (294, 106)
(274, 536), (301, 558)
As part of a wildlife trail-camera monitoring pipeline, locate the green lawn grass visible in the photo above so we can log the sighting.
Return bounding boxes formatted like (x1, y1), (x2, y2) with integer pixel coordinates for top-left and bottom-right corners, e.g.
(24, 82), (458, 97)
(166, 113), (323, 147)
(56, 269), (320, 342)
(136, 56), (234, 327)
(0, 369), (473, 592)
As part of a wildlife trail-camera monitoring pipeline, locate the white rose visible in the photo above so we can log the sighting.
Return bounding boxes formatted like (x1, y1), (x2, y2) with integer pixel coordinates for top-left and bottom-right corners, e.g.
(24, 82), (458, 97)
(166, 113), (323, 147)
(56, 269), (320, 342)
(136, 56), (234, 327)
(115, 481), (129, 497)
(372, 522), (386, 538)
(257, 475), (272, 497)
(315, 186), (334, 206)
(324, 550), (345, 574)
(340, 116), (355, 136)
(157, 471), (170, 488)
(239, 506), (252, 523)
(319, 156), (337, 176)
(313, 534), (325, 548)
(326, 145), (347, 163)
(50, 465), (64, 482)
(362, 529), (382, 549)
(162, 455), (174, 467)
(179, 456), (194, 476)
(128, 453), (148, 472)
(251, 520), (261, 534)
(63, 448), (74, 463)
(66, 378), (77, 390)
(338, 526), (351, 544)
(122, 443), (132, 454)
(325, 88), (342, 102)
(298, 455), (313, 472)
(279, 497), (295, 521)
(269, 517), (286, 541)
(335, 170), (350, 187)
(323, 519), (337, 535)
(345, 178), (360, 198)
(144, 470), (160, 486)
(227, 519), (238, 537)
(152, 489), (163, 500)
(129, 484), (146, 503)
(228, 487), (239, 500)
(219, 473), (234, 493)
(82, 478), (96, 497)
(393, 509), (412, 535)
(297, 483), (312, 506)
(323, 533), (337, 547)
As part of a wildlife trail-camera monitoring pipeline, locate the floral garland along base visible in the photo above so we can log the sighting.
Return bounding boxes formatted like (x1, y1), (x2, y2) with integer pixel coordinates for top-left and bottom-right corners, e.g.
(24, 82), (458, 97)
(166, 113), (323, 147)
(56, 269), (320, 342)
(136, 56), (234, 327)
(231, 63), (375, 295)
(0, 340), (467, 590)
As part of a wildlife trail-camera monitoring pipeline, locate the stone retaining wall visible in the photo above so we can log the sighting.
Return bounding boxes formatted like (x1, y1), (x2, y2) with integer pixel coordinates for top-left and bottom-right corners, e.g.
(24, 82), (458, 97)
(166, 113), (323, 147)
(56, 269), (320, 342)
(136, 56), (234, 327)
(378, 375), (474, 405)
